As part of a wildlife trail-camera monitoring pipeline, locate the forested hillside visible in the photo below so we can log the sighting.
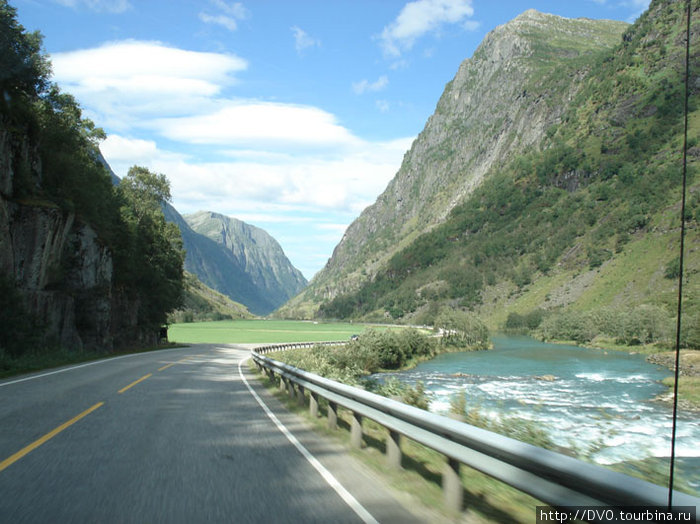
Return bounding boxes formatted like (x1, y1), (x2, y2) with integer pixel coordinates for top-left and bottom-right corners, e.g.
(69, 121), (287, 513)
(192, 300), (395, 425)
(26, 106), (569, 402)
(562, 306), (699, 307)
(0, 2), (184, 358)
(292, 1), (699, 347)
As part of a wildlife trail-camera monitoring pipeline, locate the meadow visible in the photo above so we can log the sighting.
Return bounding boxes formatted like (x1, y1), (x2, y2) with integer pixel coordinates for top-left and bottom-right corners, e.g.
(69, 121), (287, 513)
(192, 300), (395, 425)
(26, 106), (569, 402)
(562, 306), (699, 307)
(167, 319), (392, 344)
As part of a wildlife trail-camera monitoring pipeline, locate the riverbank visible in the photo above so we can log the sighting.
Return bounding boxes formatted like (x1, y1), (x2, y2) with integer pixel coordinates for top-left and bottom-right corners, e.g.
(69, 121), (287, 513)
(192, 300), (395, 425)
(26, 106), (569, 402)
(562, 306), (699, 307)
(647, 350), (700, 412)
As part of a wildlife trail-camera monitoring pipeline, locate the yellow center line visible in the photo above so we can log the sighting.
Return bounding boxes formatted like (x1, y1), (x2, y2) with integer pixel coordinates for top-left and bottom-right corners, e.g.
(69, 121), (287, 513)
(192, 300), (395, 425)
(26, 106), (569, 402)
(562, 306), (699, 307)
(0, 402), (104, 473)
(118, 373), (152, 394)
(157, 355), (196, 372)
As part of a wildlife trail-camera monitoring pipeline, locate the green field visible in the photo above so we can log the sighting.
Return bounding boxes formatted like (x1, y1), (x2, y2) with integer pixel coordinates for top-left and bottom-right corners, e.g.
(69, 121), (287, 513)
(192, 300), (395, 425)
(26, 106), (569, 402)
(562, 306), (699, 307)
(168, 319), (394, 344)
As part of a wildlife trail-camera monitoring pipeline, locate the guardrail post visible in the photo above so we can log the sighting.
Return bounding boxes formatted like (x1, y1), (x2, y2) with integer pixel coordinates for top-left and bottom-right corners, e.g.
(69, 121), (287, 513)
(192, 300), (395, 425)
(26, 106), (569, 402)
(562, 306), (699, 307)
(443, 457), (463, 514)
(297, 385), (305, 406)
(309, 392), (319, 418)
(328, 401), (338, 430)
(351, 412), (363, 448)
(288, 380), (296, 400)
(386, 430), (402, 469)
(279, 376), (287, 393)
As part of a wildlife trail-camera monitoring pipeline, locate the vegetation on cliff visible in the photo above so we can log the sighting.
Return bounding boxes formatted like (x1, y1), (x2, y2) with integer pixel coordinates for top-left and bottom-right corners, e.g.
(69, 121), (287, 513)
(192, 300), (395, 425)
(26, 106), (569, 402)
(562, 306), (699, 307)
(0, 1), (184, 357)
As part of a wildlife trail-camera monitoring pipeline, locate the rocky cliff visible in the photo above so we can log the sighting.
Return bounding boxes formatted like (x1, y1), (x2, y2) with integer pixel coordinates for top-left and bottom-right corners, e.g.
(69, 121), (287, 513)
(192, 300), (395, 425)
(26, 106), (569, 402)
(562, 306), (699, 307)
(283, 10), (628, 317)
(0, 115), (148, 351)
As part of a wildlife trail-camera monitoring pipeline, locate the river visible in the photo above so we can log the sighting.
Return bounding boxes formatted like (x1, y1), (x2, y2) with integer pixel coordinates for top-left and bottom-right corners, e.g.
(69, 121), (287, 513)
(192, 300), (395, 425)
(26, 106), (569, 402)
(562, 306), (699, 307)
(373, 335), (700, 495)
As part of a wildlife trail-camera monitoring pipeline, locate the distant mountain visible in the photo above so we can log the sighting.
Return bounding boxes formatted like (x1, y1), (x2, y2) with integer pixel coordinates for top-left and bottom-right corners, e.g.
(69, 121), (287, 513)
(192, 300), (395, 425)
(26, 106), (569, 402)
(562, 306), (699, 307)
(280, 1), (699, 332)
(180, 211), (307, 315)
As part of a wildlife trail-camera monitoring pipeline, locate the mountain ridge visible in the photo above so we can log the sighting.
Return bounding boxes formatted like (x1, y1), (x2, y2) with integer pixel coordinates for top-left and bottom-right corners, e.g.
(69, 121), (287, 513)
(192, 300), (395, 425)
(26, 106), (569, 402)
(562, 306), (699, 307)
(281, 9), (629, 319)
(179, 210), (307, 315)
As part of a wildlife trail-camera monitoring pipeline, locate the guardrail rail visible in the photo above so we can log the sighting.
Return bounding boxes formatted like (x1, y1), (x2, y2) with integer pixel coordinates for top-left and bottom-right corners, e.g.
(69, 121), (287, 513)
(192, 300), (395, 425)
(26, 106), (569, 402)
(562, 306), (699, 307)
(250, 344), (700, 522)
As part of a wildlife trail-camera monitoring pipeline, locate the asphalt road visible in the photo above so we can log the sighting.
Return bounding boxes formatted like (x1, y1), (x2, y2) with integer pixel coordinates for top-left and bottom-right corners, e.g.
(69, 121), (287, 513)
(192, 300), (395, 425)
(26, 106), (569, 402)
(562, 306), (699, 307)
(0, 344), (426, 523)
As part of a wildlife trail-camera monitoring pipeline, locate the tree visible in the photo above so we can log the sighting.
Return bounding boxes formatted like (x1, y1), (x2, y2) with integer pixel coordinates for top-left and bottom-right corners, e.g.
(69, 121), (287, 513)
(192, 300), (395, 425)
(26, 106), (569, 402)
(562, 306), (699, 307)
(434, 307), (489, 349)
(0, 0), (51, 112)
(118, 166), (185, 328)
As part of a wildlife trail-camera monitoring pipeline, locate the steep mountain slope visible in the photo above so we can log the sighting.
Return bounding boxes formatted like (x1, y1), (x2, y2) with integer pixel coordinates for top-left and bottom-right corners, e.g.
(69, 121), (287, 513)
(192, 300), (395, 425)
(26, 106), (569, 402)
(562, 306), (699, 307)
(283, 10), (628, 318)
(286, 0), (699, 337)
(180, 211), (307, 315)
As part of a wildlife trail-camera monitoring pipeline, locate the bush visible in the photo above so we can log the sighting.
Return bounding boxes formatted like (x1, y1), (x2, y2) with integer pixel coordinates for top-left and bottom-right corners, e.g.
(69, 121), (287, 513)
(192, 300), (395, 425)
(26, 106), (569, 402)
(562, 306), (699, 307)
(434, 307), (489, 349)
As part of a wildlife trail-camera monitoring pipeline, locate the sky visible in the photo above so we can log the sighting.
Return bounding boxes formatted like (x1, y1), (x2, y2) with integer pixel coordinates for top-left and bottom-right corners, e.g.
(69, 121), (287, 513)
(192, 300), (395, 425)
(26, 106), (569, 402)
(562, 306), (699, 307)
(12, 0), (651, 280)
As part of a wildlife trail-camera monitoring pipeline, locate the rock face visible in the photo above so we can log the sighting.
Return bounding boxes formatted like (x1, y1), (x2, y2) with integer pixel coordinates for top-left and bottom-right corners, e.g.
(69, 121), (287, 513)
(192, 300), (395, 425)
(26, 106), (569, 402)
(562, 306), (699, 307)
(0, 115), (148, 351)
(179, 210), (307, 315)
(286, 10), (627, 315)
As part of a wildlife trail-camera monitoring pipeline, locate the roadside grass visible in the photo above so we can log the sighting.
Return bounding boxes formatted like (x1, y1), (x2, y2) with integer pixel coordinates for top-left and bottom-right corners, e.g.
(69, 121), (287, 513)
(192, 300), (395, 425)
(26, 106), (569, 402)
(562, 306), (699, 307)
(250, 360), (542, 524)
(0, 343), (182, 379)
(168, 319), (402, 344)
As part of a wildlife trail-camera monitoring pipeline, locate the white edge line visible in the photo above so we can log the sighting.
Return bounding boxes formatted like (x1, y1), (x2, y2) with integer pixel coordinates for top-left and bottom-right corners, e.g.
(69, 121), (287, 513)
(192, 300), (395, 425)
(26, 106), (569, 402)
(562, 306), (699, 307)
(0, 346), (193, 387)
(238, 355), (379, 524)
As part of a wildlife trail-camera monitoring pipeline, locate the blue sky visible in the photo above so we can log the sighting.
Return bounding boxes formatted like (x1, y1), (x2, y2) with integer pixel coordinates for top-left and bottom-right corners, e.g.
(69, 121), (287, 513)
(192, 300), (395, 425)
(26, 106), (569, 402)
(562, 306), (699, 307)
(13, 0), (651, 280)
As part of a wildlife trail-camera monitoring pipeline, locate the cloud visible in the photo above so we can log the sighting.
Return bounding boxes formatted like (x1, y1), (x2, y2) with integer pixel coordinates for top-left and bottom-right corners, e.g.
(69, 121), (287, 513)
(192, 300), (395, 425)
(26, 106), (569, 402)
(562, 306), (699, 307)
(200, 0), (249, 32)
(199, 13), (239, 32)
(352, 75), (389, 95)
(376, 100), (390, 113)
(101, 134), (413, 216)
(379, 0), (474, 57)
(291, 26), (321, 54)
(153, 102), (361, 148)
(50, 40), (247, 130)
(53, 0), (131, 13)
(210, 0), (249, 18)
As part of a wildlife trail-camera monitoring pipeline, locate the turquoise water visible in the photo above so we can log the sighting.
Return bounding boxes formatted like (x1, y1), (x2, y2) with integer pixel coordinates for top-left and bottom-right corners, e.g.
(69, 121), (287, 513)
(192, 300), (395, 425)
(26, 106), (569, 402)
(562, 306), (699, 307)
(375, 335), (700, 494)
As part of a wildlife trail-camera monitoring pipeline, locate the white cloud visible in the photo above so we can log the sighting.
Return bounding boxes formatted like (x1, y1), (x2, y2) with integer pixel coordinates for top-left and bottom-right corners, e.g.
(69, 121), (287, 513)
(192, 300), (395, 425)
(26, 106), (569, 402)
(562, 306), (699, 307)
(53, 0), (131, 13)
(199, 13), (239, 32)
(463, 20), (480, 31)
(210, 0), (249, 18)
(50, 40), (247, 130)
(379, 0), (474, 57)
(376, 100), (390, 113)
(291, 26), (321, 54)
(153, 102), (361, 148)
(352, 75), (389, 95)
(101, 134), (413, 216)
(199, 0), (249, 31)
(52, 40), (246, 92)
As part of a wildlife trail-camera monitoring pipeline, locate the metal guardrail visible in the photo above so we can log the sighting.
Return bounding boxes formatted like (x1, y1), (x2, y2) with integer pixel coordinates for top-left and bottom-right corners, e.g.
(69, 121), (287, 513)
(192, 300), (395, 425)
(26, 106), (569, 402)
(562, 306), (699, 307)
(255, 340), (348, 355)
(251, 346), (700, 521)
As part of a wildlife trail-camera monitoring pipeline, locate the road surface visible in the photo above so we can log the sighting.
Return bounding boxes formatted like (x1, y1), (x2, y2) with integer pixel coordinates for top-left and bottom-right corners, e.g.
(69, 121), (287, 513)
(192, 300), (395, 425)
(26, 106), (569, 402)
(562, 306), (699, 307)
(0, 344), (426, 523)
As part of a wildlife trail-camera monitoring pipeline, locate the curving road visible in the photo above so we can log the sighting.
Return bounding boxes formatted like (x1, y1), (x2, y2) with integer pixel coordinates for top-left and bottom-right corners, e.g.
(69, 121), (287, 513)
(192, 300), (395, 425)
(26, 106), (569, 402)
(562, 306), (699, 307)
(0, 344), (425, 523)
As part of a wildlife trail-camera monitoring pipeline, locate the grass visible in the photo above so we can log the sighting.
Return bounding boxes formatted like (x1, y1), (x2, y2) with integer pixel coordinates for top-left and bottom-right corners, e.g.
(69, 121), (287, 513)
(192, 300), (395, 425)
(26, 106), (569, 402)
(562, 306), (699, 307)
(252, 360), (542, 523)
(168, 319), (401, 344)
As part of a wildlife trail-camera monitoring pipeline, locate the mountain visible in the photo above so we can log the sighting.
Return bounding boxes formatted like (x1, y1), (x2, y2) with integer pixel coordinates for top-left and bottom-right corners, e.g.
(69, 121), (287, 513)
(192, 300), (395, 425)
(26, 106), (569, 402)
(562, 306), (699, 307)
(167, 210), (306, 316)
(281, 0), (699, 337)
(168, 272), (253, 323)
(107, 154), (303, 317)
(281, 9), (629, 318)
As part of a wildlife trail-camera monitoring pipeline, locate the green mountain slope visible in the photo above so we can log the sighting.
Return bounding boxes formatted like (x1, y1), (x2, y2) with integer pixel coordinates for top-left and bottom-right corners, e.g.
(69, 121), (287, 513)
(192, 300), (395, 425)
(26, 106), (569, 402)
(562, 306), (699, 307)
(168, 272), (253, 323)
(281, 9), (628, 319)
(287, 0), (699, 343)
